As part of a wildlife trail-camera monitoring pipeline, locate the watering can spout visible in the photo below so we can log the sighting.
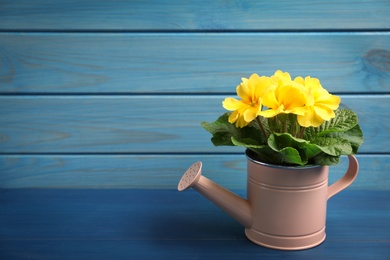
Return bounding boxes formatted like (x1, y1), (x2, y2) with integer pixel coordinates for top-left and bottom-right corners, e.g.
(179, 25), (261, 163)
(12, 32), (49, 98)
(178, 161), (252, 228)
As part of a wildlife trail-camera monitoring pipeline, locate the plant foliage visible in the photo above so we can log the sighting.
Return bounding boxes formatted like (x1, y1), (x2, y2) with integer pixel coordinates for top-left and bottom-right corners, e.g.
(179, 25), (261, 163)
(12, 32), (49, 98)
(202, 108), (363, 166)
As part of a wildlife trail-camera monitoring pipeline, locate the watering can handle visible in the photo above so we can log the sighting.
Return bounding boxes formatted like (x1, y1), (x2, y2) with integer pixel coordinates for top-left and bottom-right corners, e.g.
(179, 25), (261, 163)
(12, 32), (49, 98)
(327, 155), (359, 200)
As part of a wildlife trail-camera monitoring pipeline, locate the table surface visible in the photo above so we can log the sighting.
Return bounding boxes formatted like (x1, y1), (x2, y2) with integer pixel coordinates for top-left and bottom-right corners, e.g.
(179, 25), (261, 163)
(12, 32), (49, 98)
(0, 189), (389, 259)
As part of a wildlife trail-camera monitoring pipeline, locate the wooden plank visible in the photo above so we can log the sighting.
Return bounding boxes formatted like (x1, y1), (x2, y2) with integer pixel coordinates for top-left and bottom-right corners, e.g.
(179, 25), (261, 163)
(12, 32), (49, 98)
(0, 95), (388, 153)
(0, 189), (389, 258)
(2, 240), (389, 260)
(1, 0), (389, 31)
(1, 33), (390, 94)
(0, 154), (388, 190)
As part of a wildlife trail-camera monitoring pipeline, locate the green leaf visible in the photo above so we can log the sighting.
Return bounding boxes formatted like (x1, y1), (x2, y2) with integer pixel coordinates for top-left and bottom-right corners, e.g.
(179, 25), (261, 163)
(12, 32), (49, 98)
(267, 133), (308, 165)
(313, 153), (340, 166)
(231, 136), (262, 148)
(268, 132), (307, 149)
(302, 108), (363, 165)
(231, 136), (281, 165)
(305, 109), (358, 139)
(268, 133), (322, 162)
(311, 137), (352, 156)
(201, 114), (236, 146)
(273, 147), (306, 165)
(201, 113), (262, 147)
(326, 124), (364, 154)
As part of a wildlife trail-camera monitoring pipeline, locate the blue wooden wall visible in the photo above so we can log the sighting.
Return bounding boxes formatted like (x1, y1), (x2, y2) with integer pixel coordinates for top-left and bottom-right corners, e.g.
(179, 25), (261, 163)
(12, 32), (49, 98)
(1, 0), (389, 190)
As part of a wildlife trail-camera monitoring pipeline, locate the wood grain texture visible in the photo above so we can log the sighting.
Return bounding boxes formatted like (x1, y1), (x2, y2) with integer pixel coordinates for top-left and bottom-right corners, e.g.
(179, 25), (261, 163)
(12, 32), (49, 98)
(0, 2), (388, 194)
(0, 189), (389, 259)
(0, 155), (388, 190)
(1, 0), (389, 31)
(0, 2), (388, 258)
(0, 95), (387, 153)
(1, 33), (390, 94)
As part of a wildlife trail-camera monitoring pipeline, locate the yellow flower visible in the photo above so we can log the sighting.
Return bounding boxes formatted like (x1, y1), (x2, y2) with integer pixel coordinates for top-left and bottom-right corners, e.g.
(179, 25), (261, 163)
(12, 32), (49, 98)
(222, 74), (272, 128)
(294, 76), (341, 127)
(259, 71), (307, 118)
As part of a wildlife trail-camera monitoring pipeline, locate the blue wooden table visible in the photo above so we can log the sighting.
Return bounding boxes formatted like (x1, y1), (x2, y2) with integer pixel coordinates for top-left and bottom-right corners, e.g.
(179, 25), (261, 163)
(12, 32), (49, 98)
(1, 189), (389, 259)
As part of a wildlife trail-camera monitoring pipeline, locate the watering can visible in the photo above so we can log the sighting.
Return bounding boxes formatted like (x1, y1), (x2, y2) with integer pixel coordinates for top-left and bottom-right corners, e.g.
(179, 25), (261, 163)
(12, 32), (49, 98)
(177, 150), (359, 250)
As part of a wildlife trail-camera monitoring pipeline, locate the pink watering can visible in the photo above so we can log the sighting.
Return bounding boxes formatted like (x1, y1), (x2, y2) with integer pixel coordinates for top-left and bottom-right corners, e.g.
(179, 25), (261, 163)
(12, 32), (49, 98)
(178, 151), (359, 250)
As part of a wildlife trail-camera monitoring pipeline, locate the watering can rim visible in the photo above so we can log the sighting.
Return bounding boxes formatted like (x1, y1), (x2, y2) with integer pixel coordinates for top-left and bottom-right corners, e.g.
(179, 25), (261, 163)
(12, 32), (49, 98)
(245, 149), (326, 170)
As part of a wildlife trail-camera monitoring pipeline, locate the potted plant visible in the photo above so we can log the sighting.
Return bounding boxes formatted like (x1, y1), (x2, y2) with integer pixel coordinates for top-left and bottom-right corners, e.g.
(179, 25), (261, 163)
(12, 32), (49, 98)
(178, 70), (363, 250)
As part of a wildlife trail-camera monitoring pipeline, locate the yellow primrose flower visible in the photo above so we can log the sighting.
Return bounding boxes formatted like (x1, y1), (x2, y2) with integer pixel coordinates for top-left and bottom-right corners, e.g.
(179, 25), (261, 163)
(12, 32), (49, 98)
(259, 71), (307, 118)
(294, 76), (341, 127)
(222, 74), (272, 128)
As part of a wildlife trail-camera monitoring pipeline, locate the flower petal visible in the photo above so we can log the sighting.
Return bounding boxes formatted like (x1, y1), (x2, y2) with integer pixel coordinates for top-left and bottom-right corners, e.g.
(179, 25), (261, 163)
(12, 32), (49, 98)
(280, 85), (306, 111)
(273, 70), (291, 85)
(243, 106), (260, 122)
(261, 88), (279, 109)
(247, 74), (260, 100)
(236, 113), (249, 128)
(298, 106), (324, 127)
(228, 110), (240, 124)
(222, 97), (244, 111)
(289, 106), (307, 116)
(236, 78), (251, 102)
(259, 108), (280, 118)
(313, 105), (335, 121)
(317, 94), (341, 110)
(304, 76), (322, 91)
(254, 75), (273, 100)
(293, 76), (305, 85)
